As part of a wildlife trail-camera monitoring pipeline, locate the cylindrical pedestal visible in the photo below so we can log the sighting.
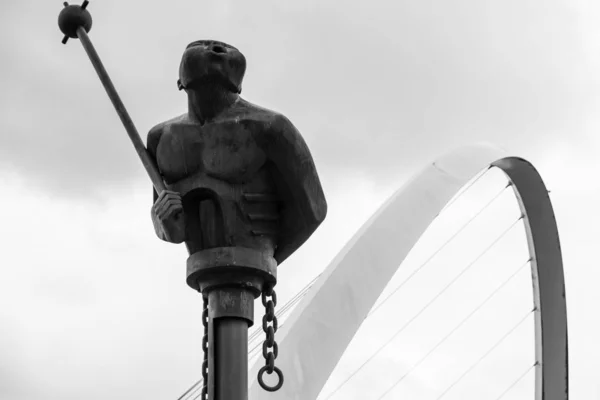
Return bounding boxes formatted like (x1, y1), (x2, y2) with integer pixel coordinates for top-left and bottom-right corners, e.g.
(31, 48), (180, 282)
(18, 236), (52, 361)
(208, 287), (254, 400)
(188, 247), (277, 400)
(213, 318), (249, 400)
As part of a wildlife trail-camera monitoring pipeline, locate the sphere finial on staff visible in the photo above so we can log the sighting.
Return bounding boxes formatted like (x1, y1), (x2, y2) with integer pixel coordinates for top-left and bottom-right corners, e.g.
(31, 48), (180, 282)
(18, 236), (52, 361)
(58, 1), (92, 44)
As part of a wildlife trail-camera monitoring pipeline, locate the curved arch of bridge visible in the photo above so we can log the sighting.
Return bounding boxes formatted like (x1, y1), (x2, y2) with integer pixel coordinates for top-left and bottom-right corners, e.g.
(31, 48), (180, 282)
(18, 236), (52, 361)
(249, 143), (568, 400)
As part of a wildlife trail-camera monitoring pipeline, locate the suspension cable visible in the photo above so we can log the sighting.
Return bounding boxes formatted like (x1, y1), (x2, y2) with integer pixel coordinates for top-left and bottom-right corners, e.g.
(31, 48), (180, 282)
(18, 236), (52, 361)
(189, 386), (203, 400)
(369, 183), (510, 317)
(177, 379), (201, 400)
(373, 258), (531, 399)
(184, 375), (204, 400)
(254, 181), (509, 360)
(438, 167), (492, 214)
(434, 308), (536, 400)
(250, 180), (507, 353)
(323, 216), (523, 400)
(494, 361), (538, 400)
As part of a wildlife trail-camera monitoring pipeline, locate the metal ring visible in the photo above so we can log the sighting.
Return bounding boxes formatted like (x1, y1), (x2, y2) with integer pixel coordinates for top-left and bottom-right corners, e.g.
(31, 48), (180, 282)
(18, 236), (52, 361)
(258, 365), (284, 392)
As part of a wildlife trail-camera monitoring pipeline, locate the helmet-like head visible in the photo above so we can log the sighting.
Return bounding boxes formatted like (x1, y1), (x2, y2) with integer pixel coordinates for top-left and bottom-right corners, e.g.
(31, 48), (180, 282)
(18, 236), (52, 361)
(178, 40), (246, 94)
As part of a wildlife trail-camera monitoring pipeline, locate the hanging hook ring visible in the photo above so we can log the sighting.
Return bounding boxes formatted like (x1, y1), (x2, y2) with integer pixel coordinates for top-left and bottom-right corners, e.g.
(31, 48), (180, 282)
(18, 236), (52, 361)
(258, 366), (284, 392)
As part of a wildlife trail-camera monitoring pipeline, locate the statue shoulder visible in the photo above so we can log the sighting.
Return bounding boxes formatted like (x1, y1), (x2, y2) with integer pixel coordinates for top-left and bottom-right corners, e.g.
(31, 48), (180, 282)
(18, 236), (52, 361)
(233, 98), (287, 124)
(233, 99), (299, 141)
(147, 113), (188, 154)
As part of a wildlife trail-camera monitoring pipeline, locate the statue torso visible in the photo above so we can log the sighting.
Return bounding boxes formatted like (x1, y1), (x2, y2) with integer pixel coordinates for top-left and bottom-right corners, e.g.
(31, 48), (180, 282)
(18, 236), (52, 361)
(154, 100), (281, 255)
(157, 118), (267, 186)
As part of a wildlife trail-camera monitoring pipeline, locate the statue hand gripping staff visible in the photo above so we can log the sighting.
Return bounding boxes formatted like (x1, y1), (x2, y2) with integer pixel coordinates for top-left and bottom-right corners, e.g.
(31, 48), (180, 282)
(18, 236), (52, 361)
(58, 2), (327, 399)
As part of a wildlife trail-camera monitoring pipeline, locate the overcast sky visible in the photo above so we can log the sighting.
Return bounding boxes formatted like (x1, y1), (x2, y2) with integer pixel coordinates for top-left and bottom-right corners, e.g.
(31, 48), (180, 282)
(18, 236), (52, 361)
(1, 0), (599, 399)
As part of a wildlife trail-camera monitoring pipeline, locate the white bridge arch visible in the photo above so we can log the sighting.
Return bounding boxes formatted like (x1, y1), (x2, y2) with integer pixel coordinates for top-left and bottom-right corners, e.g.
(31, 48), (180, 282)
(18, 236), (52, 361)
(250, 143), (568, 400)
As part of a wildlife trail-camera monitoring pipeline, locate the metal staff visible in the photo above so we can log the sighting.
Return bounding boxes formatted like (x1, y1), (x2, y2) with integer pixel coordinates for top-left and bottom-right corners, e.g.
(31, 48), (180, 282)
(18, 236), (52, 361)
(58, 1), (166, 194)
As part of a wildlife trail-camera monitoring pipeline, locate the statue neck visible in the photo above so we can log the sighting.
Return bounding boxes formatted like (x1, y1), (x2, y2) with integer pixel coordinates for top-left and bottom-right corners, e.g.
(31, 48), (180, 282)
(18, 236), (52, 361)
(187, 84), (239, 125)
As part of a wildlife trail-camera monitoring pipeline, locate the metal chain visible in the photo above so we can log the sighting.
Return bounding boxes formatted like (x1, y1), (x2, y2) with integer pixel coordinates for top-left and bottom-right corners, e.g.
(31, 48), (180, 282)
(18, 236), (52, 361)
(257, 284), (284, 392)
(201, 295), (209, 400)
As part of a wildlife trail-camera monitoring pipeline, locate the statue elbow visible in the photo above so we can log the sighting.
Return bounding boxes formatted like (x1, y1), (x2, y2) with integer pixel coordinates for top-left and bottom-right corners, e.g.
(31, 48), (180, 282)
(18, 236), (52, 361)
(314, 203), (327, 226)
(308, 197), (327, 229)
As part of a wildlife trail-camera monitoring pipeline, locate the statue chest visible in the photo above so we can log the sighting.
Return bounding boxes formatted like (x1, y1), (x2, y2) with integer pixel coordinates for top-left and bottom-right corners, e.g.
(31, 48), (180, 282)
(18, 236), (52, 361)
(156, 122), (267, 184)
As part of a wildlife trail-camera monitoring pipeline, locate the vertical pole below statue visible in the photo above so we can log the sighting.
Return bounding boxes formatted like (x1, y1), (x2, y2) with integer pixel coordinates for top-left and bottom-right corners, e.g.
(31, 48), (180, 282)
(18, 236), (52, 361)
(207, 288), (253, 400)
(214, 319), (249, 399)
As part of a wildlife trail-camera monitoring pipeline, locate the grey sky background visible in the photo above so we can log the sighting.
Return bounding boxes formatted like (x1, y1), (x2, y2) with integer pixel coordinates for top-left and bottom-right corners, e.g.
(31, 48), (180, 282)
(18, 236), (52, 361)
(0, 0), (599, 399)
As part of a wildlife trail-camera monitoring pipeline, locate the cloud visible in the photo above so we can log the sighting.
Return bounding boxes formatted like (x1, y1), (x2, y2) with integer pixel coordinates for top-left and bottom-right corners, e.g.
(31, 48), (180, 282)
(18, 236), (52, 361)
(2, 0), (599, 200)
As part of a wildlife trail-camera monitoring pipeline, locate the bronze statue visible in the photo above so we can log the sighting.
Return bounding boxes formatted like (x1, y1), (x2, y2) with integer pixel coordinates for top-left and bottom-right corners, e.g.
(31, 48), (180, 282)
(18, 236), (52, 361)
(58, 2), (327, 398)
(147, 40), (327, 398)
(148, 40), (327, 266)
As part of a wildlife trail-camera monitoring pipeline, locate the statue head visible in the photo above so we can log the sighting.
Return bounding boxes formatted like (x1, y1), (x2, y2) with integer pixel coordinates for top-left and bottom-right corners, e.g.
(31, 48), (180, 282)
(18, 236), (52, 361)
(178, 40), (246, 94)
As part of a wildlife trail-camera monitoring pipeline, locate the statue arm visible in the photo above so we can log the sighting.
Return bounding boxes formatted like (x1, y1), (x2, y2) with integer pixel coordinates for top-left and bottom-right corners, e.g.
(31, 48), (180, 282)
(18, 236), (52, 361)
(147, 125), (180, 243)
(147, 125), (162, 203)
(264, 114), (328, 264)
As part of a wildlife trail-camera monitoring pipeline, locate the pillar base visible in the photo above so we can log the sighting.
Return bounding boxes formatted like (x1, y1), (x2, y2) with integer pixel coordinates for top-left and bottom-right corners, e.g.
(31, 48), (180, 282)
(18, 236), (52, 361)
(188, 247), (277, 400)
(186, 246), (277, 296)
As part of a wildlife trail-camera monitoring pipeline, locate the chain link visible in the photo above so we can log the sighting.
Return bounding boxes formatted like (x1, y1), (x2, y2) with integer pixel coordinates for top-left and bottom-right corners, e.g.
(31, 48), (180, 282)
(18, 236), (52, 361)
(258, 284), (284, 392)
(201, 295), (209, 400)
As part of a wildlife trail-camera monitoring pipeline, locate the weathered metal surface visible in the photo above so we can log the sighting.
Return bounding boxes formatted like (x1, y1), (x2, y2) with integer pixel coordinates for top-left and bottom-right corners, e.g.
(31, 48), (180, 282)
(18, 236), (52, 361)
(147, 40), (327, 263)
(186, 247), (277, 295)
(207, 289), (254, 400)
(209, 288), (254, 324)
